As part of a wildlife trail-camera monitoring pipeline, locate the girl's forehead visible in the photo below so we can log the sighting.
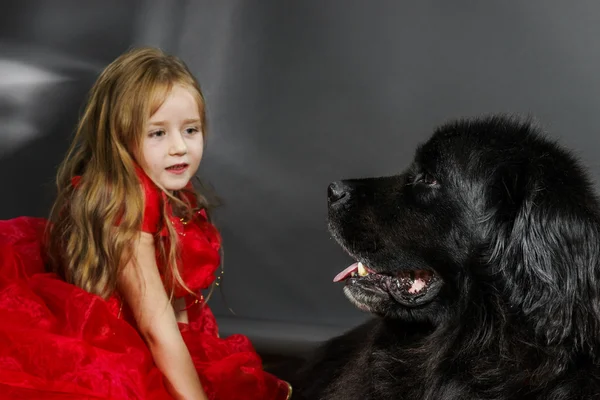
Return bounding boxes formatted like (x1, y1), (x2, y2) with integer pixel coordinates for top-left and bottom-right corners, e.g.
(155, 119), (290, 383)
(147, 86), (202, 124)
(148, 84), (202, 113)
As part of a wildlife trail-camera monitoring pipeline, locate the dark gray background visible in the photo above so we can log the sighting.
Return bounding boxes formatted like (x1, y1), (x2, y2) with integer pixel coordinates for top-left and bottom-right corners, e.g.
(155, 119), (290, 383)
(2, 0), (600, 355)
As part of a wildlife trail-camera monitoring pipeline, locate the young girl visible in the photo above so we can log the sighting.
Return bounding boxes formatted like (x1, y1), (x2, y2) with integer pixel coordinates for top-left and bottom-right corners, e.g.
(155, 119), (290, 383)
(0, 47), (292, 400)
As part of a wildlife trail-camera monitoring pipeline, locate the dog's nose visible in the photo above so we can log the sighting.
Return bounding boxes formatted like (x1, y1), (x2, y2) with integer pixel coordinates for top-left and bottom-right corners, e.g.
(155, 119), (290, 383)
(328, 181), (348, 204)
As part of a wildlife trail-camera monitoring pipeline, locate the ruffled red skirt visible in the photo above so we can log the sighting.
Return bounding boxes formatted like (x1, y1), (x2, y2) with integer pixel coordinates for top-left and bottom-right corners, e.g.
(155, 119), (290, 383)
(0, 217), (291, 400)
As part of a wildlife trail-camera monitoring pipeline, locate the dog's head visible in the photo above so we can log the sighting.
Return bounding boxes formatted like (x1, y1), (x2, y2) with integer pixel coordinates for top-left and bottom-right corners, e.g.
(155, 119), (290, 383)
(329, 115), (600, 346)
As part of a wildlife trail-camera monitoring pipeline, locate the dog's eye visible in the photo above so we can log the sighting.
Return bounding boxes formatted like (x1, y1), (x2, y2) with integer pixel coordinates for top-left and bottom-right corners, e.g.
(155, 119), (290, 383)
(416, 173), (438, 186)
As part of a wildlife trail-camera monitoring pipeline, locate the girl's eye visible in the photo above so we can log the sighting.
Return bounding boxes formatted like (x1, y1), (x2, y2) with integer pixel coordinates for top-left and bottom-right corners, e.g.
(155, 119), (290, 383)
(149, 130), (165, 138)
(185, 127), (200, 135)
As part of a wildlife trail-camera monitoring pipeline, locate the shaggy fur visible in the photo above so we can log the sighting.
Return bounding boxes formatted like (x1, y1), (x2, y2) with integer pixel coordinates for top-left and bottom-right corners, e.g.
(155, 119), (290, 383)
(291, 115), (600, 399)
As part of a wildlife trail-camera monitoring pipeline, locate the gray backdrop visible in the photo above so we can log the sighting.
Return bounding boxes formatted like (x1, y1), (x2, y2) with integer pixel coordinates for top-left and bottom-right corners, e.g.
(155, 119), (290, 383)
(2, 0), (600, 355)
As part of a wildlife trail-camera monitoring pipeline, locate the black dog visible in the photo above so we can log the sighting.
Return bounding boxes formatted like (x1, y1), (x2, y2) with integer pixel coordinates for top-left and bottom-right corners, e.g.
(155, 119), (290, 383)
(291, 115), (600, 399)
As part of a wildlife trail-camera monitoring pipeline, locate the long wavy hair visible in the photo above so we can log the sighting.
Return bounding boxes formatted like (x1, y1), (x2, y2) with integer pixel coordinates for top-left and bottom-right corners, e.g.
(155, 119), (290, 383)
(46, 47), (211, 300)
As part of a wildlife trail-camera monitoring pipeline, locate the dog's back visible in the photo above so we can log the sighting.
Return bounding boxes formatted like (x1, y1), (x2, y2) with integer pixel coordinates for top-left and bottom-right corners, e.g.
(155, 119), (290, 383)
(292, 319), (600, 400)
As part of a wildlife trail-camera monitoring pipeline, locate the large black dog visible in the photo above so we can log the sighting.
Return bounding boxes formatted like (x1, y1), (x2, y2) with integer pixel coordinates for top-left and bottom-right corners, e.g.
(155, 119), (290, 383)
(292, 116), (600, 399)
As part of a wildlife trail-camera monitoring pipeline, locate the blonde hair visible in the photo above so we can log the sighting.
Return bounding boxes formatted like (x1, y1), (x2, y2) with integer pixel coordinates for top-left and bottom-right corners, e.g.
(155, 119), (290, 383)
(46, 47), (209, 299)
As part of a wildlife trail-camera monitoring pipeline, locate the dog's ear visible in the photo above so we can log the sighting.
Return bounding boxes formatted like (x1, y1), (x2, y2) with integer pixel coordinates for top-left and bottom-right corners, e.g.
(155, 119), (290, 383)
(493, 188), (600, 347)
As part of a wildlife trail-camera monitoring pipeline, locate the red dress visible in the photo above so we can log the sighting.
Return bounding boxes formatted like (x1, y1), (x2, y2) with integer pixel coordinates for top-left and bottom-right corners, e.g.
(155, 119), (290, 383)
(0, 172), (292, 400)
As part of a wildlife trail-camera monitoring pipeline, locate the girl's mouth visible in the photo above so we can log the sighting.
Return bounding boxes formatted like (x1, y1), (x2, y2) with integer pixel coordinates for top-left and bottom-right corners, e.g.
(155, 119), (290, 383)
(165, 163), (189, 174)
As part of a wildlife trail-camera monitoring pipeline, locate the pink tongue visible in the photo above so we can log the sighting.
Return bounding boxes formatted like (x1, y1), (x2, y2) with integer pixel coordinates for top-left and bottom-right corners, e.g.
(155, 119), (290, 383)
(333, 262), (359, 283)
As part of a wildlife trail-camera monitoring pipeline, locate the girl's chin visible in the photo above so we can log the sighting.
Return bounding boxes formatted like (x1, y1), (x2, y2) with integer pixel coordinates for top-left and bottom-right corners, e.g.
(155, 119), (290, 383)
(160, 178), (191, 192)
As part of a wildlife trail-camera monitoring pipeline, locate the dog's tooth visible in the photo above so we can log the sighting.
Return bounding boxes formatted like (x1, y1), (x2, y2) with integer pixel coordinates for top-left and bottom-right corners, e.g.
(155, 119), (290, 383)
(358, 262), (368, 277)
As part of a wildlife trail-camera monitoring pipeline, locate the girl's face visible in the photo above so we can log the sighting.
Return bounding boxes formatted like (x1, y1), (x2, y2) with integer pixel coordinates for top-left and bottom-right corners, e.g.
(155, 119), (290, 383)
(138, 85), (204, 191)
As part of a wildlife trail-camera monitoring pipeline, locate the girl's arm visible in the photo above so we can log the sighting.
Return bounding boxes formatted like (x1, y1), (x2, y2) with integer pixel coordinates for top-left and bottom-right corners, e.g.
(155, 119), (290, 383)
(173, 297), (189, 323)
(118, 231), (208, 400)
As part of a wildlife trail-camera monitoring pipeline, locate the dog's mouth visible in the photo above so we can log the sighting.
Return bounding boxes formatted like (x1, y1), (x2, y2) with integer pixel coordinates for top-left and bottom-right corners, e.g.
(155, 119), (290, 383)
(334, 261), (442, 308)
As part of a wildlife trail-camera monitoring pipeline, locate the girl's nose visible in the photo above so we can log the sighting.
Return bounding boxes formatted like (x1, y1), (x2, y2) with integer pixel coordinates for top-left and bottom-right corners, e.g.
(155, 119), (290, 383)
(169, 132), (187, 155)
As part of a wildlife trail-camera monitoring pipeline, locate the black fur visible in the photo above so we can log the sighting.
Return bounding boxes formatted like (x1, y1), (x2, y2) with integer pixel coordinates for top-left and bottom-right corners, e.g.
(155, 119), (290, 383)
(292, 116), (600, 399)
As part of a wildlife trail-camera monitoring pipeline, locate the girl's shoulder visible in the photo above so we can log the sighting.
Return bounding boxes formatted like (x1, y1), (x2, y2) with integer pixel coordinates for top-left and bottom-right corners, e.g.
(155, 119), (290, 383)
(136, 168), (162, 234)
(71, 168), (213, 238)
(71, 169), (162, 234)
